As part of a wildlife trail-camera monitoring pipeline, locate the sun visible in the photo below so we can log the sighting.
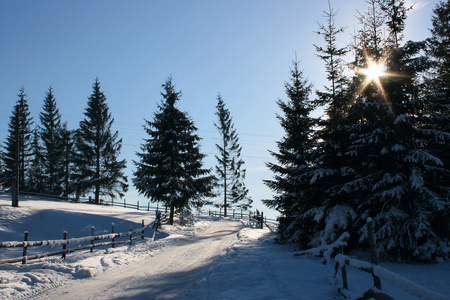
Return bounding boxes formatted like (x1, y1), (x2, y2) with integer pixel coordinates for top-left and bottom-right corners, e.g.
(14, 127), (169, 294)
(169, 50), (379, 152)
(361, 60), (386, 81)
(356, 56), (390, 101)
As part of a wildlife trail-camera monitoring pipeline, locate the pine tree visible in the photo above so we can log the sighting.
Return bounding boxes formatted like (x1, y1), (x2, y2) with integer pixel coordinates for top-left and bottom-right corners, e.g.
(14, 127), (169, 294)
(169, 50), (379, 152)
(28, 127), (45, 193)
(59, 123), (75, 198)
(340, 0), (447, 260)
(264, 60), (316, 244)
(314, 3), (349, 106)
(379, 0), (412, 48)
(303, 5), (358, 248)
(39, 86), (64, 195)
(426, 0), (450, 96)
(73, 78), (128, 203)
(214, 94), (252, 216)
(422, 0), (450, 248)
(133, 77), (215, 225)
(0, 87), (33, 194)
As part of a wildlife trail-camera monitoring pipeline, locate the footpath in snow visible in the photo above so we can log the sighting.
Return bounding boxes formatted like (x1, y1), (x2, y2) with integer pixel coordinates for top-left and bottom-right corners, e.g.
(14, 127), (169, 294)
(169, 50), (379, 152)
(1, 196), (449, 299)
(37, 219), (242, 299)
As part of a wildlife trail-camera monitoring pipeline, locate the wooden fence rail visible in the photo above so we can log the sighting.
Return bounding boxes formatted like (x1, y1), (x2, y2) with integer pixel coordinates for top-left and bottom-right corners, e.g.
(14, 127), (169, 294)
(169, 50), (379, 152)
(3, 191), (164, 213)
(293, 219), (448, 300)
(332, 254), (448, 300)
(206, 209), (278, 232)
(0, 212), (165, 265)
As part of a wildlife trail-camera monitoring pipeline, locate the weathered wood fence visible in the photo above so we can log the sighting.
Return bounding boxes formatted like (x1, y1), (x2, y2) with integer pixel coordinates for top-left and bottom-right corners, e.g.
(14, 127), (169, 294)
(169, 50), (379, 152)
(294, 218), (448, 300)
(0, 211), (165, 265)
(206, 208), (277, 232)
(10, 191), (164, 213)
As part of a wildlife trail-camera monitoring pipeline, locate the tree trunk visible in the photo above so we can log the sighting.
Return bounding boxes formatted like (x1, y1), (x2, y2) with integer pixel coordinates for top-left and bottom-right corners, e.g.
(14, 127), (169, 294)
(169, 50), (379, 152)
(169, 205), (175, 225)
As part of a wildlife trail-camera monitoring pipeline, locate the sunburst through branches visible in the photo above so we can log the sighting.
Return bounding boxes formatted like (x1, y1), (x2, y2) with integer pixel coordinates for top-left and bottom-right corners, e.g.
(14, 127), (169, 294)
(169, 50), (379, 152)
(356, 51), (403, 103)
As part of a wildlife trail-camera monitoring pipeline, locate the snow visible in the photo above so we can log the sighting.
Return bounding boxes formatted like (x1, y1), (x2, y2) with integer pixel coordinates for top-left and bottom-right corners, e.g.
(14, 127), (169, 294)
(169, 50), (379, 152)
(1, 194), (449, 299)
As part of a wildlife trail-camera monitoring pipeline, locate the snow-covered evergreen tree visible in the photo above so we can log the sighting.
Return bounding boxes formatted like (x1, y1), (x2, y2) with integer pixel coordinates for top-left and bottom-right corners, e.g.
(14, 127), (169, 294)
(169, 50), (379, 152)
(27, 128), (45, 193)
(72, 78), (128, 203)
(264, 59), (316, 244)
(270, 1), (449, 260)
(59, 123), (75, 198)
(340, 0), (447, 260)
(133, 77), (215, 225)
(214, 94), (252, 216)
(0, 87), (33, 193)
(304, 5), (357, 248)
(421, 0), (450, 251)
(39, 87), (64, 195)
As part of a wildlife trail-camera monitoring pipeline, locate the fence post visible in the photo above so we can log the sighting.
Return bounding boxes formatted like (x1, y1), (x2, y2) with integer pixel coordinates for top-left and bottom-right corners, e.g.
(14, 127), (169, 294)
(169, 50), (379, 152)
(142, 220), (145, 239)
(367, 218), (382, 290)
(233, 209), (235, 219)
(62, 231), (67, 260)
(219, 207), (222, 217)
(91, 226), (95, 253)
(156, 210), (161, 231)
(129, 226), (133, 245)
(22, 231), (28, 264)
(147, 201), (150, 211)
(339, 246), (348, 290)
(260, 211), (264, 229)
(124, 198), (126, 208)
(137, 201), (140, 210)
(112, 223), (115, 249)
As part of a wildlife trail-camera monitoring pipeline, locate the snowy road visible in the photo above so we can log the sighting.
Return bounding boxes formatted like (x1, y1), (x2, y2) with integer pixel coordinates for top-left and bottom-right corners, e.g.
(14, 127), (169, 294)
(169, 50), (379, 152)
(37, 219), (242, 300)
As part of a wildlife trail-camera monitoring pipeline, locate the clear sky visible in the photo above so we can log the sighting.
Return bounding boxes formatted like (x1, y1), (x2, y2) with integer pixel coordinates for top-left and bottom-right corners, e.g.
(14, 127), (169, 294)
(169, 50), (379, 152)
(0, 0), (440, 219)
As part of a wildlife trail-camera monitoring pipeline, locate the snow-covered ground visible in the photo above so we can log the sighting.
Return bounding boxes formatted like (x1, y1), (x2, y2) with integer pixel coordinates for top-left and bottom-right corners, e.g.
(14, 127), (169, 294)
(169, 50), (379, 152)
(0, 194), (449, 299)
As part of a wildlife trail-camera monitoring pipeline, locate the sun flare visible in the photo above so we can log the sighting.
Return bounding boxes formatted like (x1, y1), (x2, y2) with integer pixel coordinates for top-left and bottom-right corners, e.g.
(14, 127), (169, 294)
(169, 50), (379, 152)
(361, 61), (386, 81)
(356, 55), (391, 101)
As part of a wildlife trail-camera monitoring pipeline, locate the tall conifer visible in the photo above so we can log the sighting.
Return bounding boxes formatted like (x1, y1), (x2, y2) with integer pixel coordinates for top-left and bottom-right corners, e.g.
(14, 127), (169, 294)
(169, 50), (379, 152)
(73, 79), (128, 203)
(39, 86), (64, 195)
(0, 87), (33, 193)
(133, 77), (215, 225)
(214, 94), (252, 216)
(264, 60), (316, 243)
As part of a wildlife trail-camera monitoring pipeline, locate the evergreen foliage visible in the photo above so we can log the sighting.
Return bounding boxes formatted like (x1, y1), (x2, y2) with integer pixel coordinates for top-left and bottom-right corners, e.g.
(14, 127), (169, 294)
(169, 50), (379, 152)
(72, 78), (128, 203)
(214, 94), (252, 216)
(133, 77), (215, 225)
(265, 1), (449, 261)
(27, 128), (46, 193)
(0, 87), (33, 192)
(264, 60), (316, 243)
(59, 123), (75, 198)
(39, 87), (64, 195)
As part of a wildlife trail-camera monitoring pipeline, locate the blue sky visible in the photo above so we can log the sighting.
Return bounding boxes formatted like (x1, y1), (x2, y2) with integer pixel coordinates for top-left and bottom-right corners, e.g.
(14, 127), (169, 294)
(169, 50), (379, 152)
(0, 0), (439, 218)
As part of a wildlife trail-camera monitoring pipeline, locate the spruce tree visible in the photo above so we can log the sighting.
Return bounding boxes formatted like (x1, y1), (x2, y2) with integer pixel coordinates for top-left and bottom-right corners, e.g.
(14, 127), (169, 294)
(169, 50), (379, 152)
(314, 3), (348, 106)
(39, 86), (64, 195)
(73, 78), (128, 203)
(264, 60), (316, 243)
(0, 87), (33, 194)
(340, 0), (447, 260)
(59, 123), (75, 198)
(214, 94), (252, 216)
(28, 127), (45, 193)
(304, 5), (357, 248)
(422, 0), (450, 247)
(133, 77), (215, 225)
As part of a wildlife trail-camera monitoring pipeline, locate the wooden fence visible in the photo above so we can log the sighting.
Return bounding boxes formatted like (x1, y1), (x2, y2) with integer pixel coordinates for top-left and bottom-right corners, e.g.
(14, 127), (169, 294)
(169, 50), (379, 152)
(205, 208), (278, 232)
(0, 211), (165, 265)
(8, 191), (164, 213)
(294, 219), (448, 300)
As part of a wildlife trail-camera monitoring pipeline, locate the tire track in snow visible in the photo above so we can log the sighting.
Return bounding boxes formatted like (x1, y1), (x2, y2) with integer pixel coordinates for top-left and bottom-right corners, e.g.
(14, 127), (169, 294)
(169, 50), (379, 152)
(36, 219), (242, 300)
